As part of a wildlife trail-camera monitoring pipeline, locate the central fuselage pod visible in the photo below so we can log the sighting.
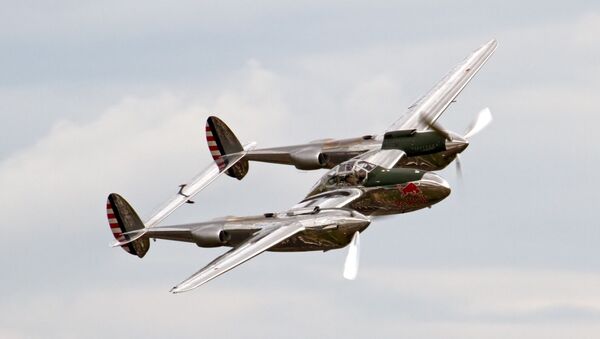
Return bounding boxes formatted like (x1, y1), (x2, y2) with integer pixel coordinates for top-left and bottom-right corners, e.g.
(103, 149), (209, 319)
(307, 160), (451, 216)
(353, 168), (450, 216)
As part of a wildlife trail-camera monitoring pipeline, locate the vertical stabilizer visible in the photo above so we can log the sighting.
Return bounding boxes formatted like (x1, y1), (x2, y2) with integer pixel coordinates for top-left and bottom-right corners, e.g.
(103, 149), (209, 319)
(106, 193), (150, 258)
(205, 116), (249, 180)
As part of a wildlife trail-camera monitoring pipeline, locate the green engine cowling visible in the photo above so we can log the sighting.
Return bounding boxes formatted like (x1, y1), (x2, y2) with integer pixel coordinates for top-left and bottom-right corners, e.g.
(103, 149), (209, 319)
(382, 130), (446, 156)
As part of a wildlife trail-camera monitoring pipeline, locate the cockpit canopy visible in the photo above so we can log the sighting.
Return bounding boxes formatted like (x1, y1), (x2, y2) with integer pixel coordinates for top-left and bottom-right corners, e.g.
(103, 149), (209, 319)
(309, 160), (377, 195)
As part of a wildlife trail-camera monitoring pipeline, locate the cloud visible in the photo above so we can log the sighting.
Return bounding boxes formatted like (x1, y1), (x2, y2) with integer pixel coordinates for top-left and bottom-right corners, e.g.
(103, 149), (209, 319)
(0, 61), (318, 301)
(3, 266), (600, 339)
(0, 60), (291, 227)
(2, 5), (600, 339)
(361, 267), (600, 321)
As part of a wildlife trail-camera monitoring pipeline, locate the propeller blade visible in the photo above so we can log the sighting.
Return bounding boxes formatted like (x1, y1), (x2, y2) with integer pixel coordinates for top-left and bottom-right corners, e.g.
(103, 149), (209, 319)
(455, 154), (463, 181)
(343, 231), (360, 280)
(464, 107), (493, 139)
(421, 115), (452, 141)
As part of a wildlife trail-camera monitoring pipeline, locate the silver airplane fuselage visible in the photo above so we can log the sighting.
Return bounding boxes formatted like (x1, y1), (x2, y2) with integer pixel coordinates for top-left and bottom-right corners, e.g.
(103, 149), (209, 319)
(106, 39), (497, 292)
(245, 131), (469, 172)
(147, 165), (450, 252)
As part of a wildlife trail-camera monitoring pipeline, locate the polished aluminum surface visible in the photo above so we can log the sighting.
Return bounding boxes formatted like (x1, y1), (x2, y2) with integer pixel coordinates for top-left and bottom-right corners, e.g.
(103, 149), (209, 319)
(169, 209), (371, 292)
(387, 39), (498, 132)
(144, 142), (256, 228)
(134, 154), (451, 291)
(170, 222), (305, 293)
(355, 149), (406, 170)
(107, 40), (498, 292)
(241, 40), (497, 172)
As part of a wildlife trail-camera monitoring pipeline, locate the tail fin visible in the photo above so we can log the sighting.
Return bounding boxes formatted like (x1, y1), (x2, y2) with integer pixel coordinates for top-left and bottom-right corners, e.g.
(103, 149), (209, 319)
(205, 116), (249, 180)
(106, 193), (150, 258)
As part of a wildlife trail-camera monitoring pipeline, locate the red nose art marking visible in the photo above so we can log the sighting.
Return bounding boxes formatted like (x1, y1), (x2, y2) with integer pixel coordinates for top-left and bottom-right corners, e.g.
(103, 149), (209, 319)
(400, 182), (420, 196)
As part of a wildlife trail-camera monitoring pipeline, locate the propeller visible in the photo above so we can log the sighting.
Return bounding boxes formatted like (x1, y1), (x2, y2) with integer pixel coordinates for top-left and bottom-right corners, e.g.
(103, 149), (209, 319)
(455, 154), (463, 181)
(421, 115), (451, 141)
(464, 107), (493, 139)
(343, 231), (360, 280)
(457, 107), (492, 179)
(421, 107), (492, 179)
(421, 107), (493, 141)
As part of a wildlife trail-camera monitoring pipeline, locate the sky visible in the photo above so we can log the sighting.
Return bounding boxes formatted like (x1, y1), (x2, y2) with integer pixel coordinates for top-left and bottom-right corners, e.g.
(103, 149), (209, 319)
(1, 1), (600, 338)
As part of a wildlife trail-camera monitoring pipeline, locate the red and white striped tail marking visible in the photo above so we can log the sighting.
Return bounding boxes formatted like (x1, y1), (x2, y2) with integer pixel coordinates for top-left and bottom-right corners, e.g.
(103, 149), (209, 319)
(205, 123), (226, 171)
(106, 201), (131, 253)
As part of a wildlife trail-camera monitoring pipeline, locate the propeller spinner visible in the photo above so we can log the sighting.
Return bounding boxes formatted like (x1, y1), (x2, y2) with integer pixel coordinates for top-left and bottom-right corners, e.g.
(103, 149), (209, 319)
(421, 107), (493, 178)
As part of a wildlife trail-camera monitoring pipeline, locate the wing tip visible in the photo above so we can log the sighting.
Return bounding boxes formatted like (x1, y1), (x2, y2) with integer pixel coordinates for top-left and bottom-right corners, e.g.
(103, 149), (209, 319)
(170, 285), (195, 294)
(484, 38), (499, 51)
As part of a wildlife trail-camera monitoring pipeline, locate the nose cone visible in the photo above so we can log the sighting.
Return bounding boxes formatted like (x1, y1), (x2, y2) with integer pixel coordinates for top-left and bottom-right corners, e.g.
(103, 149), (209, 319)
(316, 209), (371, 230)
(421, 172), (451, 202)
(445, 135), (469, 154)
(341, 210), (371, 229)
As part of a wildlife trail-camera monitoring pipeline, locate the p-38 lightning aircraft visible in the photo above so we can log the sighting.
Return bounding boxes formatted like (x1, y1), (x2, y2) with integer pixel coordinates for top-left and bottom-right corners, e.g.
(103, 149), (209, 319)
(106, 39), (497, 293)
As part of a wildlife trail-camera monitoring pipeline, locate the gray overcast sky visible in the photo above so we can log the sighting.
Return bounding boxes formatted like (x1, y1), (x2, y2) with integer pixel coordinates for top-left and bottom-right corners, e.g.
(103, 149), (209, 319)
(1, 1), (600, 338)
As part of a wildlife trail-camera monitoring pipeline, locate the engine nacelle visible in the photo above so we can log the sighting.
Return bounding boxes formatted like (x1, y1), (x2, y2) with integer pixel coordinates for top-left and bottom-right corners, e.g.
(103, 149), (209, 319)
(382, 130), (446, 156)
(290, 148), (327, 170)
(191, 225), (230, 248)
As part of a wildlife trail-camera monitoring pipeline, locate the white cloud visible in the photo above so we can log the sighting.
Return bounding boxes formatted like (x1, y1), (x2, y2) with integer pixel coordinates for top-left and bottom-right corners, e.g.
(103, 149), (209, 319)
(362, 267), (600, 319)
(2, 5), (600, 339)
(0, 61), (293, 236)
(3, 267), (600, 339)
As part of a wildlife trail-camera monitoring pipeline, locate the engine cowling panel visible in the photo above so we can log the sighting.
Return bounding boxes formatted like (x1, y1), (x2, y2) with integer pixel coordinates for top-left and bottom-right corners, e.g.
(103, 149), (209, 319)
(382, 130), (446, 156)
(291, 148), (327, 170)
(191, 225), (230, 247)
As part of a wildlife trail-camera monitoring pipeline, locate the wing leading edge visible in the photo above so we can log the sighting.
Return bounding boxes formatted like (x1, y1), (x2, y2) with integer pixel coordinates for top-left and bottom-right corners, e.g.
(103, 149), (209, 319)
(170, 222), (305, 293)
(387, 39), (498, 132)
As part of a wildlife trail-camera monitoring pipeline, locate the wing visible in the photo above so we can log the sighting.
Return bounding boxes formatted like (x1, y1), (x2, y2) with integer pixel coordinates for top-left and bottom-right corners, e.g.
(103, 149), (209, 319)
(387, 39), (498, 132)
(292, 188), (364, 210)
(354, 149), (405, 170)
(144, 143), (256, 228)
(170, 222), (305, 293)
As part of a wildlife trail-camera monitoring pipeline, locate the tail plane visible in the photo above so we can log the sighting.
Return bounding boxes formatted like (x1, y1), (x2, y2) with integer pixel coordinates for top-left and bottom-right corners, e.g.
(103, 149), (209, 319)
(205, 116), (249, 180)
(106, 193), (150, 258)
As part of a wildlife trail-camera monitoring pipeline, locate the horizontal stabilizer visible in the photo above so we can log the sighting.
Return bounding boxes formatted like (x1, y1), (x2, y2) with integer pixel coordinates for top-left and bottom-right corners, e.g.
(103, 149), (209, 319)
(110, 228), (148, 247)
(144, 143), (256, 228)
